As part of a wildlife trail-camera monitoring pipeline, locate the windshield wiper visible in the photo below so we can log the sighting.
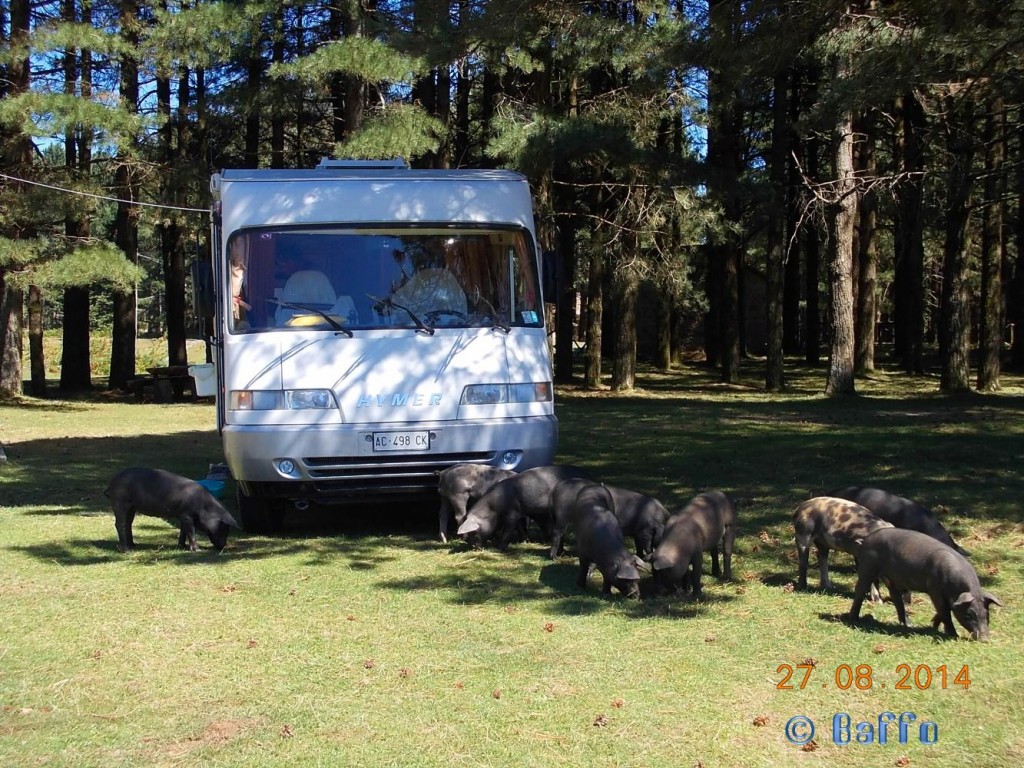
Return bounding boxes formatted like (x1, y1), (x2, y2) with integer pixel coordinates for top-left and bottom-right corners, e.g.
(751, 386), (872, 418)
(368, 294), (435, 335)
(267, 298), (354, 337)
(471, 288), (511, 333)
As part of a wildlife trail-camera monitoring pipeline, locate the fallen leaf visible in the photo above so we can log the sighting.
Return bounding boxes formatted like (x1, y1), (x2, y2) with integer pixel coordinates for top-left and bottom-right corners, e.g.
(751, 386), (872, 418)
(801, 739), (818, 752)
(611, 699), (624, 709)
(543, 622), (555, 633)
(247, 639), (258, 649)
(346, 615), (356, 621)
(782, 582), (795, 593)
(280, 725), (293, 738)
(399, 668), (412, 678)
(363, 659), (376, 669)
(895, 757), (910, 767)
(492, 689), (502, 699)
(454, 681), (465, 690)
(752, 715), (769, 727)
(801, 658), (817, 667)
(593, 714), (609, 727)
(872, 644), (886, 654)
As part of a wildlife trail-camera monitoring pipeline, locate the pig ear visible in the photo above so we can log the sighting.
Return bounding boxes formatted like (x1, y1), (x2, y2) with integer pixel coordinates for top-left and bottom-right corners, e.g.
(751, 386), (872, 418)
(651, 554), (672, 572)
(457, 518), (480, 535)
(633, 555), (651, 573)
(982, 591), (1003, 608)
(953, 591), (975, 608)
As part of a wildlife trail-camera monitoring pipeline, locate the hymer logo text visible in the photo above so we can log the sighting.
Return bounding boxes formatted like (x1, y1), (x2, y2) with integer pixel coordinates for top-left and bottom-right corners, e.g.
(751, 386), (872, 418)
(357, 393), (442, 408)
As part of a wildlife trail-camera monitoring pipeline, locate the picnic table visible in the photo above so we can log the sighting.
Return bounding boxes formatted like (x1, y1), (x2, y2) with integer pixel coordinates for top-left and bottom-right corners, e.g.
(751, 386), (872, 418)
(128, 365), (199, 402)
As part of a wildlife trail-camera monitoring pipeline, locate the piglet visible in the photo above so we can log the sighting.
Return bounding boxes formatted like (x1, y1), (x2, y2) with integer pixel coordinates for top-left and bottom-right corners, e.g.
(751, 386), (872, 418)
(848, 528), (1000, 640)
(573, 483), (643, 598)
(549, 478), (669, 560)
(456, 464), (589, 549)
(830, 485), (969, 556)
(650, 490), (736, 598)
(436, 464), (515, 542)
(105, 467), (239, 552)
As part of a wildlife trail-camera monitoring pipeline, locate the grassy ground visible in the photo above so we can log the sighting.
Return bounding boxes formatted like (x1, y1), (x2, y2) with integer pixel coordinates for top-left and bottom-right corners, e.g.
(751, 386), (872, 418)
(1, 359), (1022, 767)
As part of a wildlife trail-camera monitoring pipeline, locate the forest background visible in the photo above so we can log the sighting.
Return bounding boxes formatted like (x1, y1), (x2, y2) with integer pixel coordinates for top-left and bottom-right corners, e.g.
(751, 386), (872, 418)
(1, 0), (1022, 400)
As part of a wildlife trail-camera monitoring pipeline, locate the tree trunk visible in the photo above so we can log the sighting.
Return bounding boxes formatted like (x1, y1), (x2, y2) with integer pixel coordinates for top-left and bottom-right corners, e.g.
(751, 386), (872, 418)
(270, 7), (286, 169)
(854, 112), (877, 374)
(584, 247), (605, 389)
(27, 285), (45, 395)
(162, 70), (190, 367)
(109, 0), (140, 390)
(894, 91), (926, 374)
(655, 288), (672, 370)
(1012, 110), (1024, 369)
(804, 132), (821, 365)
(977, 100), (1005, 391)
(0, 0), (33, 398)
(60, 0), (93, 393)
(939, 96), (976, 393)
(553, 212), (577, 384)
(610, 245), (638, 392)
(706, 0), (742, 381)
(825, 107), (857, 396)
(765, 70), (788, 391)
(244, 47), (261, 167)
(783, 69), (803, 356)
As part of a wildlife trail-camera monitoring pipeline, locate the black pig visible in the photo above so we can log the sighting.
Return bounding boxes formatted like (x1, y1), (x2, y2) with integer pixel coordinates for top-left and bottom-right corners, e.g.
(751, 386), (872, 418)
(848, 528), (1000, 640)
(105, 467), (239, 552)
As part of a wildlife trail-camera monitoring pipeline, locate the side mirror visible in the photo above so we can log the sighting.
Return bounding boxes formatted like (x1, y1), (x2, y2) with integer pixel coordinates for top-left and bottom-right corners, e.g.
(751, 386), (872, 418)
(541, 249), (558, 305)
(190, 259), (215, 319)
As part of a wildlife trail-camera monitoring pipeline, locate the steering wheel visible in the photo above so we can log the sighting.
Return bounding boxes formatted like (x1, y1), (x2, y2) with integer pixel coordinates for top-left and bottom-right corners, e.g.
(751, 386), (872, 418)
(424, 308), (469, 323)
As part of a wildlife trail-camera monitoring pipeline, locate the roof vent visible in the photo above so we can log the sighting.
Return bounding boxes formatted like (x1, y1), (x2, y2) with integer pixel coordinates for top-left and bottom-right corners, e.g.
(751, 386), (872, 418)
(315, 157), (409, 170)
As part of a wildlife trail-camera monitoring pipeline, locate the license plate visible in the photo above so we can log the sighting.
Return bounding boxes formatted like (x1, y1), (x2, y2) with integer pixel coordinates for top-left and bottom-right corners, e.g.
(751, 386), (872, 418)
(372, 430), (431, 452)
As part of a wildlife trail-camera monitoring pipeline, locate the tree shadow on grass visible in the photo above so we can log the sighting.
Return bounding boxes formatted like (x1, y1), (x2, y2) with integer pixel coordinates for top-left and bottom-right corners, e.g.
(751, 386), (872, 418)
(375, 554), (734, 620)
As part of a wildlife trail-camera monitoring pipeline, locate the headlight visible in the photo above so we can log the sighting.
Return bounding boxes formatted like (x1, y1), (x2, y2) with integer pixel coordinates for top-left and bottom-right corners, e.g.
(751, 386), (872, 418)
(461, 384), (507, 405)
(460, 382), (552, 405)
(229, 389), (335, 410)
(285, 389), (335, 409)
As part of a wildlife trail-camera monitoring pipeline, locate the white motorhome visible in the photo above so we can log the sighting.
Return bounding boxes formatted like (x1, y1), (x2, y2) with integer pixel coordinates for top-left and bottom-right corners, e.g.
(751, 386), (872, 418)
(204, 159), (557, 531)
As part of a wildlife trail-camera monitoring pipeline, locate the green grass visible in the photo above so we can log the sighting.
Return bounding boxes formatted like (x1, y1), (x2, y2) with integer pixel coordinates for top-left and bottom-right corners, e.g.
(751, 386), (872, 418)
(2, 360), (1023, 767)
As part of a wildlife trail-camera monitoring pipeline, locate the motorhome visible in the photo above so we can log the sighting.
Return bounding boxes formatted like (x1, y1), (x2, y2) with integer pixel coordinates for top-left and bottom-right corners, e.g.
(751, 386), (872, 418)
(203, 159), (557, 531)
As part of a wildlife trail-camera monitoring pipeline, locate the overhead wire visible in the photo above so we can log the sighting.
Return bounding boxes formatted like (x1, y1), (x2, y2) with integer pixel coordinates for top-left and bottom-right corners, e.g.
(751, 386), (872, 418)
(0, 171), (210, 214)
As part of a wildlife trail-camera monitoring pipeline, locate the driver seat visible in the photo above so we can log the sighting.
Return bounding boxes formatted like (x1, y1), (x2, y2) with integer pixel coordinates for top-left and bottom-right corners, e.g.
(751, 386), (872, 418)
(275, 270), (336, 325)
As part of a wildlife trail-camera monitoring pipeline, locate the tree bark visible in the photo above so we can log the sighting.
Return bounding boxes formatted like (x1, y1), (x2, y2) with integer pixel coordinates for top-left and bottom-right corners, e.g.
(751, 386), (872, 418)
(27, 285), (45, 395)
(825, 107), (857, 396)
(610, 243), (638, 392)
(977, 100), (1005, 391)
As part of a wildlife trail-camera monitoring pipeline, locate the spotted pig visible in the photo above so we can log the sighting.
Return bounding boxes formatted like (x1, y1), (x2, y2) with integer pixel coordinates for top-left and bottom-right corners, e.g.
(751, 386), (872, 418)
(792, 496), (893, 592)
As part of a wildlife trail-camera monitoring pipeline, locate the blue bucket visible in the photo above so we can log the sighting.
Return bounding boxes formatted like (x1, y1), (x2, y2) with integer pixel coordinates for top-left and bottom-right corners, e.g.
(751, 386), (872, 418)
(197, 478), (226, 499)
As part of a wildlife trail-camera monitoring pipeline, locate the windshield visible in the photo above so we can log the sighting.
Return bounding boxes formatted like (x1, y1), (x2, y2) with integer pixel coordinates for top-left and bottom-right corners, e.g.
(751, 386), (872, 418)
(225, 227), (542, 333)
